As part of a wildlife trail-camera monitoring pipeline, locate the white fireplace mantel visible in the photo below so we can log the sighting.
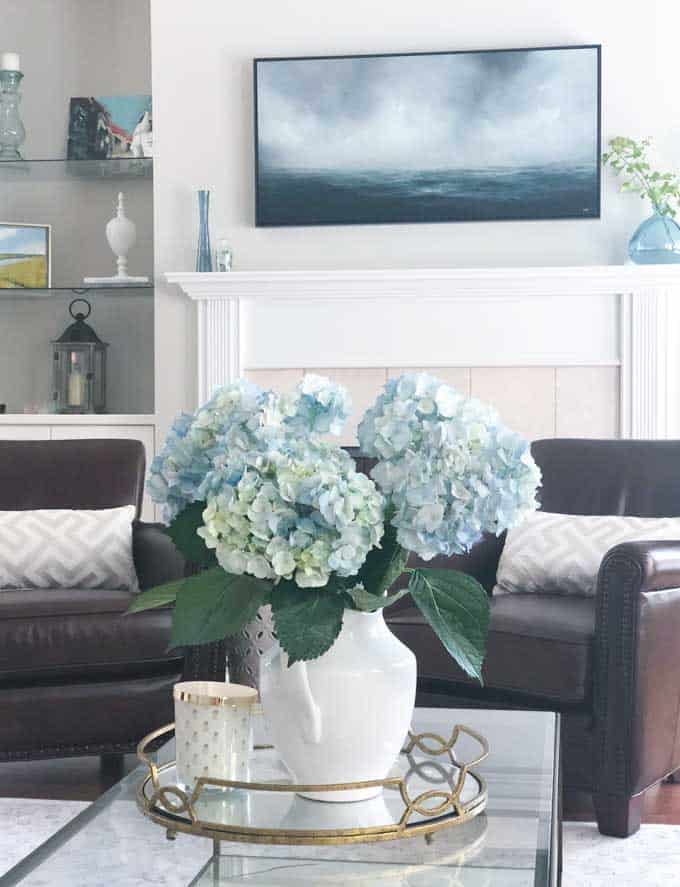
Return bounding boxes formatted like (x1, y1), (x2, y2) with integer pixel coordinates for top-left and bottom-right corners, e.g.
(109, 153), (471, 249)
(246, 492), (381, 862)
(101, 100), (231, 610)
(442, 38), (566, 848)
(166, 265), (680, 440)
(167, 265), (680, 300)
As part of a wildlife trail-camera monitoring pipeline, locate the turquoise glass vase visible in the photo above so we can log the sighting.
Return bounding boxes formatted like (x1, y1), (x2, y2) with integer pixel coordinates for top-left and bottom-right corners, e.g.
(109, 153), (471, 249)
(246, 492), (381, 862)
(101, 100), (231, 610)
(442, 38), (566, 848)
(629, 211), (680, 264)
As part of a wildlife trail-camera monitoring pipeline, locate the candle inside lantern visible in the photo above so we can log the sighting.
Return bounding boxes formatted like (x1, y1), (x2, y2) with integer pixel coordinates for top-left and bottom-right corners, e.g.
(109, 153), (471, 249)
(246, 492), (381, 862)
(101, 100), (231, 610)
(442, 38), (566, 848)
(0, 52), (21, 72)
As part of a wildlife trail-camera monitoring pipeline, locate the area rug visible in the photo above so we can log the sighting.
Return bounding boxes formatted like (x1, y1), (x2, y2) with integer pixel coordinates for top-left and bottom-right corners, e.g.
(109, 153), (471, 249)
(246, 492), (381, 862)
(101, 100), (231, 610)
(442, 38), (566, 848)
(1, 799), (679, 885)
(563, 822), (680, 886)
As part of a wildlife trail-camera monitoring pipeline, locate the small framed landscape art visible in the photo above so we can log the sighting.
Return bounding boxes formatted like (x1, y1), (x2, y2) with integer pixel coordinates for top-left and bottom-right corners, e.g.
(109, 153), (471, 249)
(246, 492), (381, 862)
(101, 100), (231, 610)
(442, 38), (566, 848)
(254, 44), (601, 227)
(0, 222), (51, 289)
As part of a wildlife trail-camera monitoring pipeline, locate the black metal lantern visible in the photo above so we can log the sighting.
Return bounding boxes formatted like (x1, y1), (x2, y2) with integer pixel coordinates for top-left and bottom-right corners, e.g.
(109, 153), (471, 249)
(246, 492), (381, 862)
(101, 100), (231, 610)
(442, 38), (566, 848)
(52, 299), (108, 414)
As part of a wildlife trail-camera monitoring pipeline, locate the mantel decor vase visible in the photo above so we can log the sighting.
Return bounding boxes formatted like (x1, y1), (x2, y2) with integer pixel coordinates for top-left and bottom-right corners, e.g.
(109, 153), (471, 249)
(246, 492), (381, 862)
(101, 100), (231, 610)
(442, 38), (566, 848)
(629, 210), (680, 265)
(259, 609), (416, 802)
(196, 189), (212, 272)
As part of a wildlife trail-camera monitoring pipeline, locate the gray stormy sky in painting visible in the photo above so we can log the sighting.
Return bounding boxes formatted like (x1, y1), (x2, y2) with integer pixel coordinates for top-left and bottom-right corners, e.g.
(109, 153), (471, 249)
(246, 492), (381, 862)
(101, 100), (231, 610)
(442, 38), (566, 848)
(256, 48), (599, 172)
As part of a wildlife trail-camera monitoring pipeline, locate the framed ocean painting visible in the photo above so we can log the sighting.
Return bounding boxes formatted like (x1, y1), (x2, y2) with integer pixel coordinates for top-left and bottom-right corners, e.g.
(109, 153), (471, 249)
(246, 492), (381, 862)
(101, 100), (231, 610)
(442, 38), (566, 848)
(254, 44), (601, 227)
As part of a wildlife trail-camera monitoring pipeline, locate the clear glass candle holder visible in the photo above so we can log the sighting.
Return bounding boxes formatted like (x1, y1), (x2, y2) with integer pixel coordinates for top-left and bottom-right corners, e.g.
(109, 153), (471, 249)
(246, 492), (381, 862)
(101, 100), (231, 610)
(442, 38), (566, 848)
(215, 238), (232, 272)
(0, 69), (26, 160)
(173, 681), (259, 788)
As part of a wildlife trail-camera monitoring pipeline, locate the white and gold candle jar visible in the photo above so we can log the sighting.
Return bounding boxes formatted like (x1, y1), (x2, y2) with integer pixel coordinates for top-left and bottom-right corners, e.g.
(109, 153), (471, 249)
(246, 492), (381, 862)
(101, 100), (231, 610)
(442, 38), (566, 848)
(173, 681), (259, 788)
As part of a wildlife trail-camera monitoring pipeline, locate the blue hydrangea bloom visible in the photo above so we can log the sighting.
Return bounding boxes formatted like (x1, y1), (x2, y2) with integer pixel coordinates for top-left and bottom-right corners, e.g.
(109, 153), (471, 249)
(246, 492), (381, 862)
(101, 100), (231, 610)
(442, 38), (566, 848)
(148, 375), (384, 588)
(282, 374), (352, 436)
(358, 373), (541, 560)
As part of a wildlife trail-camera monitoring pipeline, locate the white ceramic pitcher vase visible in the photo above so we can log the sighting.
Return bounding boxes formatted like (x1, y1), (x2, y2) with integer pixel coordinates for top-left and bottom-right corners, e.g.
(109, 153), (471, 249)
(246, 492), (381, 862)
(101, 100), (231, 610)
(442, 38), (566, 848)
(259, 608), (417, 802)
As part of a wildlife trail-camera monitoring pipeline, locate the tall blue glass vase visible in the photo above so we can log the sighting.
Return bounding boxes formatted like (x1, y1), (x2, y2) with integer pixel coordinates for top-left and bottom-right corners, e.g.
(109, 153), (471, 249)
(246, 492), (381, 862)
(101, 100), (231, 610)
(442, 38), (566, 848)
(196, 189), (212, 272)
(629, 210), (680, 265)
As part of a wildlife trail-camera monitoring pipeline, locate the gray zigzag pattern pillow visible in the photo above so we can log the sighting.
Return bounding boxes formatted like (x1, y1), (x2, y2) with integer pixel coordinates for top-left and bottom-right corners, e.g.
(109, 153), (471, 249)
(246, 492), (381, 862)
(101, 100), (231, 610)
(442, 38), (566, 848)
(0, 505), (138, 591)
(494, 511), (680, 598)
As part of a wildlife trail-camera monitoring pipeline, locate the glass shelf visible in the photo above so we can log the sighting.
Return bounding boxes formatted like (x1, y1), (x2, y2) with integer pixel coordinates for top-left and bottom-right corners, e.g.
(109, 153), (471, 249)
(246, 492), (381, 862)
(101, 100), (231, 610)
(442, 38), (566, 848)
(0, 157), (153, 181)
(0, 283), (154, 297)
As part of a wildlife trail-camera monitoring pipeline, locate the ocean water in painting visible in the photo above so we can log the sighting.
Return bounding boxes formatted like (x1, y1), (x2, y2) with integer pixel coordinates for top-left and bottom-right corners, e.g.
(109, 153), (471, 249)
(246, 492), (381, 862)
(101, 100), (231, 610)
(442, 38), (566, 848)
(255, 47), (600, 227)
(257, 162), (598, 226)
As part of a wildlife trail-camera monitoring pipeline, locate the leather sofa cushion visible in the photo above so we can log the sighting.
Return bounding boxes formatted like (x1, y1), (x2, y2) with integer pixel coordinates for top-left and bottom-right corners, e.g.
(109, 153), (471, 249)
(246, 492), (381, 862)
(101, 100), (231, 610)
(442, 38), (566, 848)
(388, 593), (595, 706)
(0, 672), (180, 755)
(0, 588), (182, 684)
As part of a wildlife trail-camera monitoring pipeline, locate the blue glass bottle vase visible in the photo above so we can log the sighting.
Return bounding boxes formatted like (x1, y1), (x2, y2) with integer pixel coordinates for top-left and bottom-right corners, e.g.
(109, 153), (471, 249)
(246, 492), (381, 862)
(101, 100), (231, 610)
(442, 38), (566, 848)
(196, 189), (212, 272)
(629, 211), (680, 265)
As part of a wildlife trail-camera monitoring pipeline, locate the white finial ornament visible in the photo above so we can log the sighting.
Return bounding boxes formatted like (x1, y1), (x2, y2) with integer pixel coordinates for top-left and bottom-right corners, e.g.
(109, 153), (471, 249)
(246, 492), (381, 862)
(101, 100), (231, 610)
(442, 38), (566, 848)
(84, 192), (149, 286)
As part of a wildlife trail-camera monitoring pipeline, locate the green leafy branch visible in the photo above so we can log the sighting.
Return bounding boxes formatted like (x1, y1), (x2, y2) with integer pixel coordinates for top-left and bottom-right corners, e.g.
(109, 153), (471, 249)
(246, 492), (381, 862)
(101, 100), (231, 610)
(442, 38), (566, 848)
(603, 136), (680, 218)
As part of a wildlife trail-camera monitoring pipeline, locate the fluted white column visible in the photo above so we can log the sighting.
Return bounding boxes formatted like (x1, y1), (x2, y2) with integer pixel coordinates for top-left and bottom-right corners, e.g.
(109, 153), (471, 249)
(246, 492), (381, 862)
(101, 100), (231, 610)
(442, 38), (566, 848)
(621, 288), (670, 439)
(196, 297), (240, 403)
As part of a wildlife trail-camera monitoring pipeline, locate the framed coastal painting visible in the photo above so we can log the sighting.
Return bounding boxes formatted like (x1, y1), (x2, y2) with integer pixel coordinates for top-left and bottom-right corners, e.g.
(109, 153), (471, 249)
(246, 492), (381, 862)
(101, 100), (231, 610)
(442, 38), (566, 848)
(0, 222), (51, 289)
(254, 44), (601, 227)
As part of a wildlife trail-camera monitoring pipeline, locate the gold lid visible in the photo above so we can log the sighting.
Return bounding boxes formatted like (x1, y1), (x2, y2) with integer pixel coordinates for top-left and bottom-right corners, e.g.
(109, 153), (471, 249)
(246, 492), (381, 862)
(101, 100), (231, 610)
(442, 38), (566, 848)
(173, 681), (259, 708)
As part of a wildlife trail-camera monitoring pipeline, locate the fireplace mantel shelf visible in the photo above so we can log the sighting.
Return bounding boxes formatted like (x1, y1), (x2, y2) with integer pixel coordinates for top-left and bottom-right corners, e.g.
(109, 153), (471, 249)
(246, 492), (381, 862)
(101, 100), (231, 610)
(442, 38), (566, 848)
(167, 264), (680, 442)
(167, 265), (680, 301)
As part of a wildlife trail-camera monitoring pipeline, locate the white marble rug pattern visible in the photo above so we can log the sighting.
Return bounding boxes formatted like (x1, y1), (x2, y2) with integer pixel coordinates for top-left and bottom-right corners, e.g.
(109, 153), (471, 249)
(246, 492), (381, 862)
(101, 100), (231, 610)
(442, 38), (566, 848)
(564, 821), (680, 887)
(1, 799), (679, 886)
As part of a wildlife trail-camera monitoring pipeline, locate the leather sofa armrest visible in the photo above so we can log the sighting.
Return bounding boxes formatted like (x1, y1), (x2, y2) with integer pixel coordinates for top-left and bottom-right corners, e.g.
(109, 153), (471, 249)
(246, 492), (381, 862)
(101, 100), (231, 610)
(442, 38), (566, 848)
(132, 521), (186, 590)
(594, 540), (680, 808)
(600, 540), (680, 592)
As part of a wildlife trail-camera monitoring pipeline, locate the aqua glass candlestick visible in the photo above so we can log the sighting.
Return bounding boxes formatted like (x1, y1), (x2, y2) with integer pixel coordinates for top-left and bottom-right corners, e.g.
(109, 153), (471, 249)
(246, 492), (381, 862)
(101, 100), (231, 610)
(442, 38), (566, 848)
(196, 190), (213, 272)
(0, 69), (26, 160)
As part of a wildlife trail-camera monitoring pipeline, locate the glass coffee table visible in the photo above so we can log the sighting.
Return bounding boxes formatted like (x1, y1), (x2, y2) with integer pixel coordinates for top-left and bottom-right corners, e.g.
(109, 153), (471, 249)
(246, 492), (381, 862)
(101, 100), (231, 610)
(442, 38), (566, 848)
(0, 708), (561, 887)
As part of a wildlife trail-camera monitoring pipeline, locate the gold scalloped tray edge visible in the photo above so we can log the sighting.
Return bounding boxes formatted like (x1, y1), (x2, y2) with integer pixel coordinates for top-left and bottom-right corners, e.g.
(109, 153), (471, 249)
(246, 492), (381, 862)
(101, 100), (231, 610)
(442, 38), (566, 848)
(136, 721), (489, 846)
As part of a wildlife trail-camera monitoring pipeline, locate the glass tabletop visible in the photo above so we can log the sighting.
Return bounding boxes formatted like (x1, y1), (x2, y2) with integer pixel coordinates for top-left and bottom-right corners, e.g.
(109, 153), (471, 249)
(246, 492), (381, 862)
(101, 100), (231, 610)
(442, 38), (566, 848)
(0, 708), (559, 887)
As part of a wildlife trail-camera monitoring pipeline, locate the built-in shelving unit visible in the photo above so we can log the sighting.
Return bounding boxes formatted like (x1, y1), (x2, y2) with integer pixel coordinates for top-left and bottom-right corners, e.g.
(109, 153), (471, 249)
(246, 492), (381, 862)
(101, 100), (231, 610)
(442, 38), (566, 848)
(1, 0), (155, 467)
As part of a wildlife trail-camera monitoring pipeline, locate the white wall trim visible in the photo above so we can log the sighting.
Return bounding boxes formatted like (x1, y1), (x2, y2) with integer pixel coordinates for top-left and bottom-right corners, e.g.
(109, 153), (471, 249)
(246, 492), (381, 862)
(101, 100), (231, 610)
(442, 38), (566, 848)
(167, 266), (680, 437)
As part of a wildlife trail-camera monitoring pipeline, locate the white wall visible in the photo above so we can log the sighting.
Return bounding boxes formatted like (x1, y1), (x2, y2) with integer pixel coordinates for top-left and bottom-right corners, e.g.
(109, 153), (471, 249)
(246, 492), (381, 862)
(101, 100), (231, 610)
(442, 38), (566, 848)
(151, 0), (680, 437)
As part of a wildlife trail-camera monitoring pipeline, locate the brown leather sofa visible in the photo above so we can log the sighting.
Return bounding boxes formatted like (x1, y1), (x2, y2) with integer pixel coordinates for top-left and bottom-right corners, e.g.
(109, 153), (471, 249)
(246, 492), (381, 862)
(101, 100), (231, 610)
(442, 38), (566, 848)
(380, 439), (680, 838)
(0, 439), (225, 763)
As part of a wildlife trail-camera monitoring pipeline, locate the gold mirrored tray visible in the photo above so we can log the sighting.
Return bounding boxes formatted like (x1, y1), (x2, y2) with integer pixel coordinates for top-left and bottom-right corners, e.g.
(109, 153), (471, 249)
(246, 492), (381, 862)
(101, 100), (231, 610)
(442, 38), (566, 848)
(136, 722), (488, 847)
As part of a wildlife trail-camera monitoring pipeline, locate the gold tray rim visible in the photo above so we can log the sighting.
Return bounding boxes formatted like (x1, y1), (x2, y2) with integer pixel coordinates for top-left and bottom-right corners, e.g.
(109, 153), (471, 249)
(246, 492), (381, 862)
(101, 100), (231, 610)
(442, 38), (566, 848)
(135, 722), (489, 846)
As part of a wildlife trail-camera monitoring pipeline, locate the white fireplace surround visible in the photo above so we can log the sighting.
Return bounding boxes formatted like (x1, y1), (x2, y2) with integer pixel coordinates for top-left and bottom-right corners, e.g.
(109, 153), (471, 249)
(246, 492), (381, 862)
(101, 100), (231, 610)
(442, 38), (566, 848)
(167, 265), (680, 441)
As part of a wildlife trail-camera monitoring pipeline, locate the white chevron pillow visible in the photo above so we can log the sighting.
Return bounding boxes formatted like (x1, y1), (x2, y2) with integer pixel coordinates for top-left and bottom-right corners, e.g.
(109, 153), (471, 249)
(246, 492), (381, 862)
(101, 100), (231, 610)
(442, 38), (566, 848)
(494, 511), (680, 598)
(0, 506), (138, 591)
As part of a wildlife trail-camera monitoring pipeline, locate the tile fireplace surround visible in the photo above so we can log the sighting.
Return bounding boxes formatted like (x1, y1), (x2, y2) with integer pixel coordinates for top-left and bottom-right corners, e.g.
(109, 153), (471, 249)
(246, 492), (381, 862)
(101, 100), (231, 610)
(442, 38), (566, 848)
(167, 266), (680, 445)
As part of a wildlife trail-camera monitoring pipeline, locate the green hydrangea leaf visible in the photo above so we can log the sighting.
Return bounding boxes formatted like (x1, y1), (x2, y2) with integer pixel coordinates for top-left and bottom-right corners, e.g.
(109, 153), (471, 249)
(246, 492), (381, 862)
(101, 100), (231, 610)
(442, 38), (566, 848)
(125, 578), (184, 614)
(164, 501), (216, 568)
(348, 583), (410, 612)
(271, 582), (345, 665)
(356, 515), (409, 597)
(409, 568), (490, 684)
(169, 567), (269, 649)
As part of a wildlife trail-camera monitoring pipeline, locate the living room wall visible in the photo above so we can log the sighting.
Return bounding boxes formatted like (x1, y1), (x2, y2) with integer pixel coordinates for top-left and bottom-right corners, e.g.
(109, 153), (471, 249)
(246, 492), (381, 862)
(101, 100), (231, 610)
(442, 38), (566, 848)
(150, 0), (680, 439)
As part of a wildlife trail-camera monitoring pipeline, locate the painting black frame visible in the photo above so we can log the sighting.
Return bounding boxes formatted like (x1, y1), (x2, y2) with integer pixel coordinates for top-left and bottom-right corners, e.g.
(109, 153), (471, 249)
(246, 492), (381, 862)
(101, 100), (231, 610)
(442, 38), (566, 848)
(254, 44), (602, 228)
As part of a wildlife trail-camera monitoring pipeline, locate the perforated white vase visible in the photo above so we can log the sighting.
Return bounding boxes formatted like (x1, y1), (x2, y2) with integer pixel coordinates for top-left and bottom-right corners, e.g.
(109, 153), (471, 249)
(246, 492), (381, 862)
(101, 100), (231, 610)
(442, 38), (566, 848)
(260, 609), (417, 802)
